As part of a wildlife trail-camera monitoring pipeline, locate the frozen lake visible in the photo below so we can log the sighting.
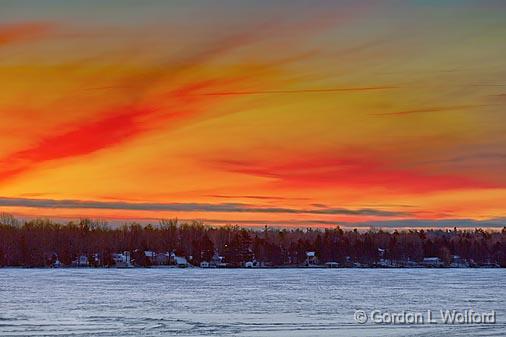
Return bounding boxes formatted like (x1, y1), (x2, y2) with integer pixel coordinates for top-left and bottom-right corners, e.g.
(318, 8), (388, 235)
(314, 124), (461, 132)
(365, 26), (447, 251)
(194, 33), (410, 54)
(0, 268), (504, 336)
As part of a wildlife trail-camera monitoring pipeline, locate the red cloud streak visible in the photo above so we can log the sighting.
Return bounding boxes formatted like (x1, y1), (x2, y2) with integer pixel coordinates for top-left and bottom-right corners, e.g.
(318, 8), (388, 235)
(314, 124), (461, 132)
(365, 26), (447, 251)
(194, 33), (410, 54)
(212, 156), (498, 193)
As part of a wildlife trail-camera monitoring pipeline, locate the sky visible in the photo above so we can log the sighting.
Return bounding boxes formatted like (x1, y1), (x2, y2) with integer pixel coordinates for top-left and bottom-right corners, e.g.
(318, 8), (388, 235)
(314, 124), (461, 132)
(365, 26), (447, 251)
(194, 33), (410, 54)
(0, 1), (505, 228)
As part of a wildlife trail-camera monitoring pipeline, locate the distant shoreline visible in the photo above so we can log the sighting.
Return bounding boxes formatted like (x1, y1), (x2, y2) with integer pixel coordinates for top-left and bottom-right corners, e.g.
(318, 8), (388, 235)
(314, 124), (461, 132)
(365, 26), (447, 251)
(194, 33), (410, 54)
(1, 265), (503, 270)
(1, 218), (505, 269)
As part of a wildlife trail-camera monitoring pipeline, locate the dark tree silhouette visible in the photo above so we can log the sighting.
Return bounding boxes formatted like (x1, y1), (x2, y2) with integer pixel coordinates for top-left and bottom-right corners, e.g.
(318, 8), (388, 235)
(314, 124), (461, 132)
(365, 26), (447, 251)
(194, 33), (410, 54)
(0, 215), (504, 268)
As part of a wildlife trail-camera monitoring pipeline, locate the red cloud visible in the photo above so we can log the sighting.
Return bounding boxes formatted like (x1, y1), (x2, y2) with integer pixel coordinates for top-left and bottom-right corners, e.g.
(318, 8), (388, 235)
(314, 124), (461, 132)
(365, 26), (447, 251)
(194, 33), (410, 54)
(0, 22), (54, 46)
(0, 79), (234, 184)
(211, 154), (498, 193)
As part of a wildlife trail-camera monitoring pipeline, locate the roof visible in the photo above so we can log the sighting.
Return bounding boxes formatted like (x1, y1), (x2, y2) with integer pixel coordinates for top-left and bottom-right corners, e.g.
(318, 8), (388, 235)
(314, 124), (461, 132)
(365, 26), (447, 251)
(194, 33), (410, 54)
(175, 256), (187, 264)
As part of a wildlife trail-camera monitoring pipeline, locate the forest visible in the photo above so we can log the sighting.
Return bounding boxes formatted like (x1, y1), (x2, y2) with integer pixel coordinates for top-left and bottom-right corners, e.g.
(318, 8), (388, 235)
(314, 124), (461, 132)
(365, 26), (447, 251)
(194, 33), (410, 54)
(0, 213), (505, 267)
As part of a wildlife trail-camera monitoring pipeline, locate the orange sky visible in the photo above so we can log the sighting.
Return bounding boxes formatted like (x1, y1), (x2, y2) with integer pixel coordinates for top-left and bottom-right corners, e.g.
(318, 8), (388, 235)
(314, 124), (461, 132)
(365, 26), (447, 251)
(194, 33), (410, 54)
(1, 2), (505, 227)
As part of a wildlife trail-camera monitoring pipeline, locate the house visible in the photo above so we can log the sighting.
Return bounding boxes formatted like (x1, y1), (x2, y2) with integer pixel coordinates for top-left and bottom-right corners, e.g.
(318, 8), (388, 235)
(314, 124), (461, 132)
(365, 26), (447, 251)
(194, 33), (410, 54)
(72, 255), (89, 267)
(210, 252), (226, 268)
(174, 256), (189, 268)
(378, 248), (386, 259)
(376, 259), (395, 268)
(305, 251), (319, 266)
(478, 259), (500, 268)
(341, 256), (354, 268)
(112, 252), (133, 268)
(252, 260), (263, 268)
(200, 261), (210, 268)
(325, 262), (339, 268)
(49, 253), (62, 268)
(399, 260), (420, 268)
(244, 261), (254, 268)
(144, 251), (156, 264)
(155, 253), (170, 265)
(421, 257), (443, 267)
(91, 253), (101, 267)
(450, 255), (468, 268)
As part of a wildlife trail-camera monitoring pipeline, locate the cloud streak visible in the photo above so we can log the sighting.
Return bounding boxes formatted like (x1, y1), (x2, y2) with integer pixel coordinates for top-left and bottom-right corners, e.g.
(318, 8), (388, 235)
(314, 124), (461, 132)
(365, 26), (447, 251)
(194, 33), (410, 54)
(371, 105), (479, 117)
(198, 86), (397, 96)
(0, 197), (408, 217)
(210, 155), (499, 192)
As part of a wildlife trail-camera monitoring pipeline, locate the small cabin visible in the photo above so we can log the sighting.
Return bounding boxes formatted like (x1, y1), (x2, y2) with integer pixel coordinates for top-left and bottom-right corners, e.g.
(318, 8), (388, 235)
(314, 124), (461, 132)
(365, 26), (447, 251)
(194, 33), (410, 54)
(200, 261), (210, 268)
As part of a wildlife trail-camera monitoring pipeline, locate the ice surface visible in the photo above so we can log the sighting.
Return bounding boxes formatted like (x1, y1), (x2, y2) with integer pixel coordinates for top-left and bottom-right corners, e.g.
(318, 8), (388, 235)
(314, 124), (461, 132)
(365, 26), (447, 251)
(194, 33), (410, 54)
(0, 269), (504, 336)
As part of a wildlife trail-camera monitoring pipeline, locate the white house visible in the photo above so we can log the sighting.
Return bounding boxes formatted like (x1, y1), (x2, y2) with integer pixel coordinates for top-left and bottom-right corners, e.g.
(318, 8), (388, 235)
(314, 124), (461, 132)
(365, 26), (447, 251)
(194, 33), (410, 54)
(112, 252), (133, 268)
(72, 255), (89, 267)
(144, 251), (156, 264)
(421, 257), (443, 267)
(305, 251), (318, 266)
(175, 256), (189, 268)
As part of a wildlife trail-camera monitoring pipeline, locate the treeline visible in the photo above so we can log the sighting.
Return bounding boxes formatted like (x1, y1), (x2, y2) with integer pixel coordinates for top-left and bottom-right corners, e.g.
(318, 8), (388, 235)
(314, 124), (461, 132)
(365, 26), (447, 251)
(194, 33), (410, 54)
(0, 214), (505, 267)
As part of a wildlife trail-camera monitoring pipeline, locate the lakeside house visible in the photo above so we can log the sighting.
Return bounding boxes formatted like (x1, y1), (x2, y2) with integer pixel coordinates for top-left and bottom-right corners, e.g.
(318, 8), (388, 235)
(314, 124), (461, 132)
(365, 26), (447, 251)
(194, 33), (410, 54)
(112, 252), (133, 268)
(155, 253), (170, 265)
(244, 260), (263, 268)
(144, 251), (157, 265)
(421, 257), (444, 267)
(244, 261), (254, 268)
(72, 255), (89, 267)
(399, 260), (420, 268)
(305, 251), (319, 267)
(174, 256), (189, 268)
(450, 255), (469, 268)
(211, 252), (226, 268)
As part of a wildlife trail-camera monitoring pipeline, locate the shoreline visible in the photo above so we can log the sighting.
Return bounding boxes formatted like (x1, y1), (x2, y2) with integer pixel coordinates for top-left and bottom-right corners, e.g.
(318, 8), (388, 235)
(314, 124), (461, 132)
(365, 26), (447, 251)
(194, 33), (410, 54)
(1, 265), (503, 270)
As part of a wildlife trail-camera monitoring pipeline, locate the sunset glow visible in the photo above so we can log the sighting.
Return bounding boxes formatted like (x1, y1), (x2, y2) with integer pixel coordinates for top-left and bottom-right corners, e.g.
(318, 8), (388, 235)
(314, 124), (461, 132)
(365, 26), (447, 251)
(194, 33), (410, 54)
(1, 1), (505, 227)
